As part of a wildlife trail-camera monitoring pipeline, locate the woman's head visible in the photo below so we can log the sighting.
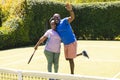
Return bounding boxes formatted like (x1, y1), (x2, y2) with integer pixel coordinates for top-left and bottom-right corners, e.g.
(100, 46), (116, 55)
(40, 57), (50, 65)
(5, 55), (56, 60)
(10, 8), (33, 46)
(50, 20), (56, 30)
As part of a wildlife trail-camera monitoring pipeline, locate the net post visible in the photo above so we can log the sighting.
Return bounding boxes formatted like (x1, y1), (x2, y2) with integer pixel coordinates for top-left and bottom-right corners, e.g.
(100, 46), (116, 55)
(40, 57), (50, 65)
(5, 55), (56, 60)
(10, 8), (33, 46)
(17, 70), (22, 80)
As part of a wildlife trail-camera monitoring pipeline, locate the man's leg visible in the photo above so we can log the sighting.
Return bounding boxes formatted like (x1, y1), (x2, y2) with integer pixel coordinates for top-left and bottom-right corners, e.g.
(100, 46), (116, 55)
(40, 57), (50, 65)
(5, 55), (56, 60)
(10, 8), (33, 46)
(76, 53), (82, 56)
(64, 42), (77, 74)
(67, 59), (74, 74)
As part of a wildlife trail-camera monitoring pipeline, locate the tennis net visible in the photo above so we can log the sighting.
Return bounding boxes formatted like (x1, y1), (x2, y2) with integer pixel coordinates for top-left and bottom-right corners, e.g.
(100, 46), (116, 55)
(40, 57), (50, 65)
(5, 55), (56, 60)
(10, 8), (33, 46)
(0, 68), (119, 80)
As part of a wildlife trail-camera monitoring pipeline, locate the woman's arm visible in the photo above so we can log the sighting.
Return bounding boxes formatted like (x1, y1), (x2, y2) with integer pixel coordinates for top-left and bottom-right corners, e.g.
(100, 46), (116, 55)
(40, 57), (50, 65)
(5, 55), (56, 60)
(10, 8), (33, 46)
(34, 36), (47, 50)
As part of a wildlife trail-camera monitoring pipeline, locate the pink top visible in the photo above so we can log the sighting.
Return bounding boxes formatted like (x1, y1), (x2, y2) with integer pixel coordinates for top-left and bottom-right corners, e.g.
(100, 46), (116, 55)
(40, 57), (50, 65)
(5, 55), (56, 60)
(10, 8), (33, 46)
(44, 29), (61, 53)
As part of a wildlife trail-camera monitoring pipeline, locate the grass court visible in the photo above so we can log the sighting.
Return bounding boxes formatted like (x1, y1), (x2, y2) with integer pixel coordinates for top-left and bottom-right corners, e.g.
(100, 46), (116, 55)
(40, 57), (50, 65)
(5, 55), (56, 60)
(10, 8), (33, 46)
(0, 40), (120, 79)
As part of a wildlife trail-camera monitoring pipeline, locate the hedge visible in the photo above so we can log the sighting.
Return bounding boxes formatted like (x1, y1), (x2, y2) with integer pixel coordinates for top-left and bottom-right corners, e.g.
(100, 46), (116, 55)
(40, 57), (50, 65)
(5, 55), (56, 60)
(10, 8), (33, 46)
(0, 6), (1, 27)
(73, 2), (120, 40)
(0, 1), (120, 50)
(25, 1), (68, 44)
(0, 1), (30, 50)
(26, 1), (120, 41)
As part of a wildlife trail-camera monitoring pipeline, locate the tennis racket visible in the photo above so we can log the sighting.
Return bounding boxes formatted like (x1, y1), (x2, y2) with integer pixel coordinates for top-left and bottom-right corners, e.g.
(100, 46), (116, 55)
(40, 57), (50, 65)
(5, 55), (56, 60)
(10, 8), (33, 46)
(27, 50), (36, 64)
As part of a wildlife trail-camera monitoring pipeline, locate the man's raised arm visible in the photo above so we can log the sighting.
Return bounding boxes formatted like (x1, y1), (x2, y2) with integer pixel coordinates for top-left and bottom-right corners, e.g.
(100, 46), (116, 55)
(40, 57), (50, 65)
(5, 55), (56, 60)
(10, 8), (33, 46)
(65, 3), (75, 23)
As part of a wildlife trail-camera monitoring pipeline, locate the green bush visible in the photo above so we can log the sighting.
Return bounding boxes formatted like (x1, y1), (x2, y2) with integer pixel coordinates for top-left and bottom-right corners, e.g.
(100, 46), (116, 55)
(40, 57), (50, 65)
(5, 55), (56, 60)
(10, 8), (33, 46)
(0, 6), (1, 27)
(26, 1), (120, 42)
(0, 17), (30, 49)
(73, 2), (120, 40)
(25, 1), (68, 44)
(0, 1), (30, 50)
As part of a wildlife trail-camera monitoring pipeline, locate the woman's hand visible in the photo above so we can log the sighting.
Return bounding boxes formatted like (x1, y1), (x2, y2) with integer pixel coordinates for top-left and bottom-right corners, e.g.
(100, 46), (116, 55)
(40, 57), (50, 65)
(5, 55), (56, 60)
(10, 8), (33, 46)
(34, 45), (38, 50)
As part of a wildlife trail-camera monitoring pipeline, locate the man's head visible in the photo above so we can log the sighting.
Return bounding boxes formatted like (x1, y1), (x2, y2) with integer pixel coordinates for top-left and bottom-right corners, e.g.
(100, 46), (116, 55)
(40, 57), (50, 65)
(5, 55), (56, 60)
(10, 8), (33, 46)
(53, 13), (61, 24)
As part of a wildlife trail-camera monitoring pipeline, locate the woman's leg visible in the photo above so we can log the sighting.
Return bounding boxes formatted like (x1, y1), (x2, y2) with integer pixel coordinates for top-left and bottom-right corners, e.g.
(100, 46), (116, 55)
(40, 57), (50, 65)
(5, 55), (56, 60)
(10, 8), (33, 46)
(44, 50), (54, 72)
(53, 53), (60, 73)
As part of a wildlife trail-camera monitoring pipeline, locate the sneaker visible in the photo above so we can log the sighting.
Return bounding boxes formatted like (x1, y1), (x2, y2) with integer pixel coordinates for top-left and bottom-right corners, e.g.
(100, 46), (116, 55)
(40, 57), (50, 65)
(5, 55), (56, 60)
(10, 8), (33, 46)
(82, 50), (89, 59)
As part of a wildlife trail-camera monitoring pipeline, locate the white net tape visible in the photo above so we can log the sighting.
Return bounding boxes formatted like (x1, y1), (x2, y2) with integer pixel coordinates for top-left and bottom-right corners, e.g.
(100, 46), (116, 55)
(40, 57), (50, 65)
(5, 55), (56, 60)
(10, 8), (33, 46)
(0, 68), (119, 80)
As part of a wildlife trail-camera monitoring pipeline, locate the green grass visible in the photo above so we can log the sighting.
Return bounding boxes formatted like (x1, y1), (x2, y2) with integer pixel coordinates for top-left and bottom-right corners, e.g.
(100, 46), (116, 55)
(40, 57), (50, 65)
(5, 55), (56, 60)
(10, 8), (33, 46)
(0, 40), (120, 79)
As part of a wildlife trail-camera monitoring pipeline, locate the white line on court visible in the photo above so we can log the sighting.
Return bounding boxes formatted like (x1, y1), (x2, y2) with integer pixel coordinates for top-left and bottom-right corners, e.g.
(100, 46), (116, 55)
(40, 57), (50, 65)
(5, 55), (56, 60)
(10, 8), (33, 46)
(79, 44), (120, 48)
(0, 54), (23, 59)
(0, 55), (44, 66)
(112, 72), (120, 80)
(88, 59), (120, 62)
(0, 60), (26, 66)
(1, 56), (120, 67)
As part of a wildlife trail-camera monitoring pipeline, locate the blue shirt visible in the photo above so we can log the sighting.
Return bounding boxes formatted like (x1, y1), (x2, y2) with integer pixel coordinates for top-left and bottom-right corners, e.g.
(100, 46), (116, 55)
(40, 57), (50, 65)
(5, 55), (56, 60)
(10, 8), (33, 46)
(56, 18), (76, 45)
